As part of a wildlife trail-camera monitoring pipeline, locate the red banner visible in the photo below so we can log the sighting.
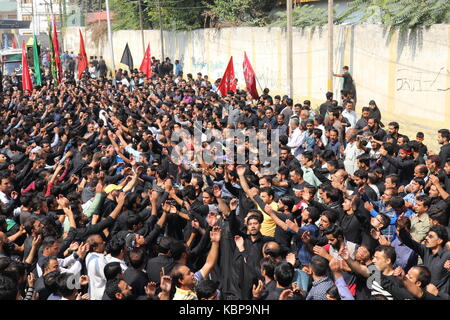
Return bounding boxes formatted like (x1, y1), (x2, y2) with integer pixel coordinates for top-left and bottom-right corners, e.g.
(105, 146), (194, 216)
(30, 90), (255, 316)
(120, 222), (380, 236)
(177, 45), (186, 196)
(217, 57), (236, 96)
(139, 44), (152, 78)
(21, 40), (32, 91)
(52, 16), (62, 82)
(77, 29), (88, 79)
(243, 52), (259, 99)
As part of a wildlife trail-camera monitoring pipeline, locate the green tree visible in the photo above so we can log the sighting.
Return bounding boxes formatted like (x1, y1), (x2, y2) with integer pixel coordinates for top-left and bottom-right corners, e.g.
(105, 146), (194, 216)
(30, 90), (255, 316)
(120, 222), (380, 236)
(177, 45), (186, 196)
(203, 0), (277, 27)
(342, 0), (450, 28)
(110, 0), (141, 30)
(146, 0), (207, 31)
(268, 4), (350, 29)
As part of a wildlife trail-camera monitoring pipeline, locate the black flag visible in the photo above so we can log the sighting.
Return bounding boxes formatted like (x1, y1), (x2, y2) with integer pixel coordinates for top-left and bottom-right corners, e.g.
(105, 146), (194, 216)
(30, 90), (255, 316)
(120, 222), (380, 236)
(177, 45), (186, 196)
(120, 43), (134, 70)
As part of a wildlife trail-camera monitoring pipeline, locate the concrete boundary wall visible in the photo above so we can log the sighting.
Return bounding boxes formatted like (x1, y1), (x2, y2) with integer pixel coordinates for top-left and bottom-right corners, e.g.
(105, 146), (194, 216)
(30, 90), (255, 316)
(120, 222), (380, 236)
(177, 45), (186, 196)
(64, 25), (450, 152)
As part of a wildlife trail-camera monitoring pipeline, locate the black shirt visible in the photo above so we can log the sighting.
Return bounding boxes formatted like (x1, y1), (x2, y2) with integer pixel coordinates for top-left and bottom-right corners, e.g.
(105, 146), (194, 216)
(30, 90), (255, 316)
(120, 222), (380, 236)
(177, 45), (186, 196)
(124, 267), (149, 297)
(399, 229), (450, 294)
(146, 254), (176, 283)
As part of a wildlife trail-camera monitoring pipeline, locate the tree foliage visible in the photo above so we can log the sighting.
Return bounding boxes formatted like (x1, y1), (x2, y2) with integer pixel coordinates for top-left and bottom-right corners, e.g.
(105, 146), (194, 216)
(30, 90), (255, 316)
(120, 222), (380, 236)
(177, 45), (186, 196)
(106, 0), (450, 31)
(146, 0), (206, 31)
(203, 0), (277, 27)
(110, 0), (141, 31)
(342, 0), (450, 28)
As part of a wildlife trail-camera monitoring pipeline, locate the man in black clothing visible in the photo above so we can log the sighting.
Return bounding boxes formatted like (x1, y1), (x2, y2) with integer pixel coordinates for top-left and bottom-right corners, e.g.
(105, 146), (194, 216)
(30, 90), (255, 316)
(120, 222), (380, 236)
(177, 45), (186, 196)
(384, 122), (403, 145)
(98, 56), (107, 78)
(146, 236), (176, 283)
(397, 217), (450, 296)
(319, 92), (334, 117)
(380, 144), (416, 186)
(229, 209), (274, 299)
(437, 129), (450, 169)
(334, 66), (356, 103)
(123, 247), (149, 298)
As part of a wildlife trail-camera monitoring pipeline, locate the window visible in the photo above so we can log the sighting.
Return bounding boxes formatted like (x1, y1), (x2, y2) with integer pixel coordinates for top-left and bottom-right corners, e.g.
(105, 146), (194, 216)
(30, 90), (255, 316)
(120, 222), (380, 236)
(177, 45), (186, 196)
(22, 14), (32, 21)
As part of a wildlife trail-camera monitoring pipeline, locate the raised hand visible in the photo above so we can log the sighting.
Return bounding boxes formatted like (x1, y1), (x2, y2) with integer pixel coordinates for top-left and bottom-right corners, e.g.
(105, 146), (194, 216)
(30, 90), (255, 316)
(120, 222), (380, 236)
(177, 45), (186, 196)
(329, 258), (341, 273)
(301, 231), (311, 244)
(313, 245), (328, 258)
(396, 213), (408, 229)
(339, 246), (350, 260)
(229, 198), (238, 211)
(252, 280), (264, 299)
(150, 190), (159, 204)
(206, 212), (218, 227)
(364, 201), (374, 212)
(236, 165), (246, 177)
(160, 275), (172, 293)
(32, 234), (42, 248)
(210, 226), (222, 243)
(393, 266), (405, 279)
(117, 192), (127, 205)
(27, 273), (36, 288)
(370, 228), (381, 240)
(77, 242), (89, 259)
(234, 235), (245, 251)
(56, 195), (70, 208)
(145, 282), (157, 298)
(286, 252), (296, 266)
(286, 219), (300, 233)
(69, 242), (80, 252)
(443, 260), (450, 272)
(212, 184), (222, 198)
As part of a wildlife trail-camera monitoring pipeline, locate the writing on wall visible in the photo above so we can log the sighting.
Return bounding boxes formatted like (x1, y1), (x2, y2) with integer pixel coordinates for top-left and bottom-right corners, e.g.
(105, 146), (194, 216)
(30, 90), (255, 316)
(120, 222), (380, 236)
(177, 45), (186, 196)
(396, 67), (450, 92)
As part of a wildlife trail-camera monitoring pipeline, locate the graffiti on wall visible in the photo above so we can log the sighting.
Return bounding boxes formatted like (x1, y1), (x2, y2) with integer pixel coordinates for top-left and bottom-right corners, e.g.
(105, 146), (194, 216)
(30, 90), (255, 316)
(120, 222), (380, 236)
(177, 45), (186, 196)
(396, 67), (450, 92)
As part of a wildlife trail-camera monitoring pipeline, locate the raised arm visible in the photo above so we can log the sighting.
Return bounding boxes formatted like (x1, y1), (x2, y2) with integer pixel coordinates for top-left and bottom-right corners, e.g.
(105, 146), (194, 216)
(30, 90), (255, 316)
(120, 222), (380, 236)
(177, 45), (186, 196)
(198, 226), (221, 280)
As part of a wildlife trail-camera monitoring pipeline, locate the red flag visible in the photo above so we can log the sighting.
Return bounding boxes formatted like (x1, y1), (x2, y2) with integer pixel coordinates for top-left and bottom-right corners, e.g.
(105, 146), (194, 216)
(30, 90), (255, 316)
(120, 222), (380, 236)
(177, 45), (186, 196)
(139, 44), (152, 78)
(52, 17), (62, 82)
(217, 57), (236, 96)
(11, 35), (16, 49)
(77, 29), (88, 79)
(243, 52), (259, 99)
(21, 40), (32, 91)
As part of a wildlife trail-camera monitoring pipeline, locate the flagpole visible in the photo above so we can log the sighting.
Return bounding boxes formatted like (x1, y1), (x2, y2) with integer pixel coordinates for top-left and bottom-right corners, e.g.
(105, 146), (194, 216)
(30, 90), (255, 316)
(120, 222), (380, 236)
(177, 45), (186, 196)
(105, 0), (115, 80)
(254, 74), (264, 95)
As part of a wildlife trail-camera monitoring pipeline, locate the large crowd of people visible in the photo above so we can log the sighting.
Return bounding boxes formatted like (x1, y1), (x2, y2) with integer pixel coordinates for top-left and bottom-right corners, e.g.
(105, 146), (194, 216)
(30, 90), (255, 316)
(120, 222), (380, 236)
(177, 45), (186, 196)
(0, 56), (449, 301)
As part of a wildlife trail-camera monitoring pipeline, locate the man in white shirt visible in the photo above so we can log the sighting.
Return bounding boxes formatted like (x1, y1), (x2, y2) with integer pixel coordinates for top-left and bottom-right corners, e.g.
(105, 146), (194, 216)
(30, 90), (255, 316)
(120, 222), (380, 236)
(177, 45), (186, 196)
(105, 236), (128, 272)
(0, 174), (13, 205)
(342, 100), (357, 130)
(86, 234), (109, 300)
(343, 129), (364, 176)
(287, 118), (303, 158)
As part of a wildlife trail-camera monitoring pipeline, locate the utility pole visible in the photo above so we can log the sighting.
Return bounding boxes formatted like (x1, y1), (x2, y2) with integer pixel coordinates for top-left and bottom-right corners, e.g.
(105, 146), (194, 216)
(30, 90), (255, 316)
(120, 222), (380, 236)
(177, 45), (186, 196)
(287, 0), (293, 99)
(328, 0), (333, 92)
(157, 0), (165, 62)
(138, 0), (145, 56)
(105, 0), (115, 76)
